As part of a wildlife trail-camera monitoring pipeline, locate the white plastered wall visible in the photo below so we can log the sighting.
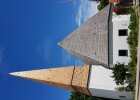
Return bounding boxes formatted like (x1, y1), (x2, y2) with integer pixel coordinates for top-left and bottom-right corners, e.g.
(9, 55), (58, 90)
(112, 14), (130, 66)
(88, 65), (134, 100)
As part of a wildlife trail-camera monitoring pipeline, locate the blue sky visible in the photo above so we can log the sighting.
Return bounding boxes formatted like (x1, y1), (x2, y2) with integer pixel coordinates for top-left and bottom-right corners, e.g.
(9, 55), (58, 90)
(0, 0), (97, 100)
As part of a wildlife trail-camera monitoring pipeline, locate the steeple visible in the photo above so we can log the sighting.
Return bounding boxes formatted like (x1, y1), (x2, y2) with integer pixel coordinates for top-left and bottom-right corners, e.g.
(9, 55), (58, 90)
(9, 65), (134, 99)
(10, 65), (91, 95)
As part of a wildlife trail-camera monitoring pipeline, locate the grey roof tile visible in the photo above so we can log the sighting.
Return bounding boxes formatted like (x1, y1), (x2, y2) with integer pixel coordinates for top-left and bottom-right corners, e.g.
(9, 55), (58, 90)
(58, 4), (111, 68)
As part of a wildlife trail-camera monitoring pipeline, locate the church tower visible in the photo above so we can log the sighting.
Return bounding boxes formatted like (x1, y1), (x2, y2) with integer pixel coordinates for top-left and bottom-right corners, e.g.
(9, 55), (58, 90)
(10, 65), (91, 95)
(9, 4), (134, 99)
(10, 65), (134, 100)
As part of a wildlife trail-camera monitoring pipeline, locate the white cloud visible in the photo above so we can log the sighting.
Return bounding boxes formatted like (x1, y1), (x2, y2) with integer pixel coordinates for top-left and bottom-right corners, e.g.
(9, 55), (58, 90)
(75, 0), (98, 27)
(61, 1), (98, 65)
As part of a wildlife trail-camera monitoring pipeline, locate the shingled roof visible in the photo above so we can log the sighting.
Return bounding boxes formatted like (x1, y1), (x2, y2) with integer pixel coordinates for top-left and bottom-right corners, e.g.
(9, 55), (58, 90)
(58, 4), (111, 68)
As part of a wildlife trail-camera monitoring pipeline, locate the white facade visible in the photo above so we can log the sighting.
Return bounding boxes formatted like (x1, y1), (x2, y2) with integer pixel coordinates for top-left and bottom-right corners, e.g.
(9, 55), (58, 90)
(88, 65), (134, 100)
(110, 14), (130, 68)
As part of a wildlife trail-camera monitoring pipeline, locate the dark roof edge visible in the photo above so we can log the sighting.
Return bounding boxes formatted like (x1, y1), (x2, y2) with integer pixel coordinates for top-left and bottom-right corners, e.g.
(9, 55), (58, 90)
(87, 65), (92, 96)
(108, 4), (112, 68)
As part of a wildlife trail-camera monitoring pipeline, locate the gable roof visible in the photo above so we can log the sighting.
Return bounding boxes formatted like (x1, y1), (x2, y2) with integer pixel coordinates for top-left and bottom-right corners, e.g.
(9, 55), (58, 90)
(58, 4), (111, 68)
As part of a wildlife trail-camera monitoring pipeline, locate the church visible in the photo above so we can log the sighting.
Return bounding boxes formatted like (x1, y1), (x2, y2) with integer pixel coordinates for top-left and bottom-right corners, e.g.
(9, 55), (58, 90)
(10, 4), (134, 100)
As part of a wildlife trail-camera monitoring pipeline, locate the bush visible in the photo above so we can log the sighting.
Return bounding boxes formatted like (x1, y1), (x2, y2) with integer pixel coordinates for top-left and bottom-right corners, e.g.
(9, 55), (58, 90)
(97, 0), (108, 11)
(128, 82), (135, 92)
(112, 63), (127, 85)
(127, 33), (132, 44)
(127, 9), (138, 92)
(130, 11), (136, 22)
(128, 61), (136, 82)
(130, 50), (137, 62)
(129, 11), (137, 30)
(127, 32), (138, 47)
(129, 22), (136, 30)
(121, 8), (134, 14)
(131, 31), (138, 45)
(69, 92), (111, 100)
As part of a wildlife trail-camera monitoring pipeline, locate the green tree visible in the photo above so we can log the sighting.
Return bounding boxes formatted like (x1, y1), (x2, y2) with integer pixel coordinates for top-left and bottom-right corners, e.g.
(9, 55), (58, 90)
(112, 63), (127, 85)
(97, 0), (108, 11)
(127, 9), (138, 92)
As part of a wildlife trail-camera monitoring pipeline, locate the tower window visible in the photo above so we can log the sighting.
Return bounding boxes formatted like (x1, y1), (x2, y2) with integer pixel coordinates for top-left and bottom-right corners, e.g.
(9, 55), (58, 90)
(119, 96), (126, 98)
(118, 29), (128, 36)
(119, 50), (128, 56)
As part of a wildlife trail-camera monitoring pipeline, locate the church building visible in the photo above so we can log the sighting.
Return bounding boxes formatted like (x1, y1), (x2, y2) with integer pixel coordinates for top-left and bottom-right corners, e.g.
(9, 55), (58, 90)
(10, 4), (134, 100)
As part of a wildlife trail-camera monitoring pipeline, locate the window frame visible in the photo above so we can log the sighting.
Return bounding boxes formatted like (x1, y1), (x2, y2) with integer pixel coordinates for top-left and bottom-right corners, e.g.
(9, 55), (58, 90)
(118, 29), (128, 36)
(118, 50), (128, 56)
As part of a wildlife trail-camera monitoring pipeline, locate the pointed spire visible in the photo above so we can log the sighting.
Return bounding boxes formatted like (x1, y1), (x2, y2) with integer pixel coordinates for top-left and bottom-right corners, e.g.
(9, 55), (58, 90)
(9, 65), (91, 95)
